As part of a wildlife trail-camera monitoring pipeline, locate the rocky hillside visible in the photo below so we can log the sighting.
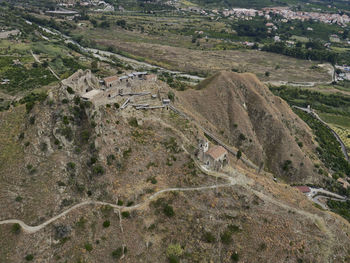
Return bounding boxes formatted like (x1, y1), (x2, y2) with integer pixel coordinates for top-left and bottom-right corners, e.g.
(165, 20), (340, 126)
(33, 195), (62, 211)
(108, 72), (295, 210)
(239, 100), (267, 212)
(178, 71), (323, 183)
(0, 70), (350, 263)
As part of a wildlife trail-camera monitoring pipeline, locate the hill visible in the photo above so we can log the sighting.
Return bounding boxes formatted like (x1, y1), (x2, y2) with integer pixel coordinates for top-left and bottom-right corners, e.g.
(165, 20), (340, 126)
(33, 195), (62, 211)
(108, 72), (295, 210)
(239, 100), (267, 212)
(0, 70), (350, 262)
(178, 71), (324, 183)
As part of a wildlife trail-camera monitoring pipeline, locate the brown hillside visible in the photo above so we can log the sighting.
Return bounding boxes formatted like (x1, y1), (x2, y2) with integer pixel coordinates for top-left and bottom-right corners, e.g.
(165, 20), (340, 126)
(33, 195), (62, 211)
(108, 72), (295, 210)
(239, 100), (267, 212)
(178, 71), (321, 183)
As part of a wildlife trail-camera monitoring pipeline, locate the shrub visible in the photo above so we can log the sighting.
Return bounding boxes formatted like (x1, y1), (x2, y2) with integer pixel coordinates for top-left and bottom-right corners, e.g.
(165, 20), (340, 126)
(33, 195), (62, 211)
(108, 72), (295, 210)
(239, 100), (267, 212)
(29, 116), (35, 125)
(236, 150), (242, 160)
(203, 231), (216, 243)
(81, 130), (90, 142)
(168, 91), (175, 102)
(117, 200), (124, 206)
(25, 254), (34, 261)
(67, 162), (76, 170)
(128, 117), (138, 127)
(163, 204), (175, 217)
(166, 243), (183, 258)
(147, 176), (157, 184)
(107, 154), (115, 165)
(92, 165), (104, 176)
(231, 251), (239, 262)
(114, 103), (120, 109)
(238, 133), (246, 141)
(221, 230), (232, 244)
(84, 243), (93, 252)
(168, 255), (180, 263)
(121, 211), (130, 218)
(282, 160), (292, 171)
(112, 247), (124, 259)
(103, 220), (110, 228)
(12, 223), (21, 234)
(67, 87), (75, 94)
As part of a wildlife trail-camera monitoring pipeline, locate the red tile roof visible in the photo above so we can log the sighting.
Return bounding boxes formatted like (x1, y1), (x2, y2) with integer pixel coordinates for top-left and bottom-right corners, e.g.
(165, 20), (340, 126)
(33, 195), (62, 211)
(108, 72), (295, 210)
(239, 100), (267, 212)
(295, 186), (311, 193)
(103, 75), (119, 83)
(206, 145), (227, 160)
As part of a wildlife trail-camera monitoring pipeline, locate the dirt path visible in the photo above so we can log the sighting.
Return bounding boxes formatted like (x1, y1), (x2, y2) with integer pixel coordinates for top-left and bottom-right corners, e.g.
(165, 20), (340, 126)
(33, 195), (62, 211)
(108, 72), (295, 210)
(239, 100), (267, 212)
(30, 50), (60, 80)
(0, 183), (237, 234)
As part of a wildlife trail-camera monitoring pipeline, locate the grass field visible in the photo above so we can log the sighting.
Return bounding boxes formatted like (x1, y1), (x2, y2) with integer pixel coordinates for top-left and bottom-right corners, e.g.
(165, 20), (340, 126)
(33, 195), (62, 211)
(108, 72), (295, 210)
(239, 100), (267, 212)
(71, 13), (332, 82)
(319, 113), (350, 129)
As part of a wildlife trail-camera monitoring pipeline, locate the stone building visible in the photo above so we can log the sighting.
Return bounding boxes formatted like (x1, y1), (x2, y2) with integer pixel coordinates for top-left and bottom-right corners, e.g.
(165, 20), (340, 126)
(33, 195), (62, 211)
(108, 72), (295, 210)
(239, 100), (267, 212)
(198, 139), (228, 171)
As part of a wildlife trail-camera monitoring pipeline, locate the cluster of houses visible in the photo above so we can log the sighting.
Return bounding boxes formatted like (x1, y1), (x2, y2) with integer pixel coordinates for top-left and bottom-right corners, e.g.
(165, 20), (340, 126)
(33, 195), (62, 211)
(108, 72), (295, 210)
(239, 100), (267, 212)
(335, 65), (350, 81)
(56, 0), (115, 12)
(81, 71), (159, 106)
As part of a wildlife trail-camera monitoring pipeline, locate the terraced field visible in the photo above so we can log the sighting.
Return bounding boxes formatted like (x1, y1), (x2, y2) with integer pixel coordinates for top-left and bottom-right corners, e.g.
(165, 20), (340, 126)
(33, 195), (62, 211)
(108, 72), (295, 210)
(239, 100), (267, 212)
(330, 125), (350, 151)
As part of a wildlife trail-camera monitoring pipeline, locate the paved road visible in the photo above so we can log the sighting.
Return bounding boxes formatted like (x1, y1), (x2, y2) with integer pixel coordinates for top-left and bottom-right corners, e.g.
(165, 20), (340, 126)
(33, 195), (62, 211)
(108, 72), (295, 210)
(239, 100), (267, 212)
(293, 106), (350, 162)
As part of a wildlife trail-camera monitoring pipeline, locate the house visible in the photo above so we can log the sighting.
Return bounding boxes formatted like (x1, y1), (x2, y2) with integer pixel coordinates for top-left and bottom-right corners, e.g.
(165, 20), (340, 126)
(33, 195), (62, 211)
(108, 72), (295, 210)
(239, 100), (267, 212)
(162, 99), (171, 105)
(103, 75), (119, 88)
(294, 186), (311, 194)
(198, 140), (228, 171)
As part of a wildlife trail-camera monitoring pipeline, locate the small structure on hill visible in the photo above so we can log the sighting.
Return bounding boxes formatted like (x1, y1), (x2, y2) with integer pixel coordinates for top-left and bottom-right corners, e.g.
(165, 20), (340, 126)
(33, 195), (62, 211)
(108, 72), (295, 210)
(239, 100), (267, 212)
(294, 186), (311, 194)
(198, 139), (228, 171)
(104, 75), (119, 88)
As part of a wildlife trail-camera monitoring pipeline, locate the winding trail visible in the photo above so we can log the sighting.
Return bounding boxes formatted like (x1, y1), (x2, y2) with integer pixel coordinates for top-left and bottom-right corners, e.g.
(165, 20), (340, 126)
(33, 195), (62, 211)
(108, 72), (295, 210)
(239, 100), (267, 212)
(0, 183), (237, 234)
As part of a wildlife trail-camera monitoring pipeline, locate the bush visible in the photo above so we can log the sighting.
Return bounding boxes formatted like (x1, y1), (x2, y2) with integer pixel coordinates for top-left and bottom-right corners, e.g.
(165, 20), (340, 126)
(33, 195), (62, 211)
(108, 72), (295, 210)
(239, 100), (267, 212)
(231, 251), (239, 262)
(236, 150), (242, 160)
(128, 117), (138, 127)
(25, 254), (34, 261)
(29, 116), (35, 125)
(12, 223), (21, 234)
(92, 165), (105, 176)
(221, 230), (232, 244)
(121, 211), (130, 218)
(163, 204), (175, 217)
(103, 220), (110, 228)
(114, 103), (120, 109)
(166, 243), (183, 258)
(168, 91), (175, 102)
(107, 154), (115, 165)
(67, 87), (75, 94)
(67, 162), (76, 170)
(238, 133), (246, 141)
(203, 231), (216, 243)
(168, 254), (180, 263)
(112, 247), (123, 259)
(84, 243), (93, 252)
